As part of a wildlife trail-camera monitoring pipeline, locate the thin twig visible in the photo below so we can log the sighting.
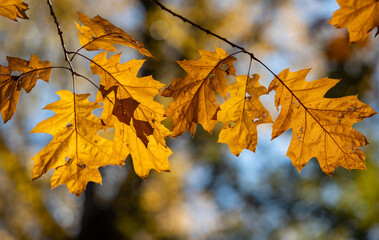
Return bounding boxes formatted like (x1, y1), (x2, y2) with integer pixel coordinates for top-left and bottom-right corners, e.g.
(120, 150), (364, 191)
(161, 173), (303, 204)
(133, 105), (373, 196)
(46, 0), (76, 90)
(151, 0), (256, 60)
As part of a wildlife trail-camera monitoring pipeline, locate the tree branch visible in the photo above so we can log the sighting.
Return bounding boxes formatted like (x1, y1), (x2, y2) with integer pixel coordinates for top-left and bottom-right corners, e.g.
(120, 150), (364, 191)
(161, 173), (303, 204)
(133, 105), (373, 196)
(150, 0), (343, 145)
(46, 0), (72, 66)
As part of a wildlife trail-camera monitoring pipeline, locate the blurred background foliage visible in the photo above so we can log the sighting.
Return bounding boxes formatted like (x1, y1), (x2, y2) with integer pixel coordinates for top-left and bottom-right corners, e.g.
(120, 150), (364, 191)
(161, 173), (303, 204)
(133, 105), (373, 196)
(0, 0), (378, 239)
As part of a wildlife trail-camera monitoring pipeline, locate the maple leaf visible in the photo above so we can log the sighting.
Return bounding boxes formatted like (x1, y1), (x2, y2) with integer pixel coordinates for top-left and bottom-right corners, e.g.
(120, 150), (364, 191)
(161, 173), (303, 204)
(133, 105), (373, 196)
(218, 75), (272, 156)
(162, 47), (236, 137)
(0, 0), (28, 21)
(328, 0), (379, 43)
(75, 12), (153, 57)
(91, 52), (172, 178)
(268, 68), (376, 174)
(0, 54), (51, 123)
(31, 90), (124, 196)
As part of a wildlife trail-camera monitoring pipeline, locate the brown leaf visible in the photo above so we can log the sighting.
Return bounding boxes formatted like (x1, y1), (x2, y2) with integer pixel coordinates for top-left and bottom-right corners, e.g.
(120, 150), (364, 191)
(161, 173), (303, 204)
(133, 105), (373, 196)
(0, 54), (51, 123)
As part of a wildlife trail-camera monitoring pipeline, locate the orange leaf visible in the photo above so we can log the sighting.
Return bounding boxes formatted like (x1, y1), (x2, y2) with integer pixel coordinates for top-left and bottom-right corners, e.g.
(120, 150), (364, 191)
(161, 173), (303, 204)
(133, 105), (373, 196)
(76, 12), (153, 57)
(0, 54), (51, 123)
(328, 0), (379, 43)
(0, 0), (28, 21)
(218, 75), (272, 156)
(269, 68), (376, 174)
(31, 90), (125, 196)
(162, 47), (236, 137)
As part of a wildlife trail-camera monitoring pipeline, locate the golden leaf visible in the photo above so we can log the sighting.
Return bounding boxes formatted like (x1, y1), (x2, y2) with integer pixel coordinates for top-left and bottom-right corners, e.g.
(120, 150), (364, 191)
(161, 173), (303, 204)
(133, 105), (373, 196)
(92, 53), (172, 178)
(113, 118), (171, 179)
(218, 75), (272, 156)
(162, 47), (236, 137)
(31, 90), (124, 196)
(91, 52), (168, 131)
(75, 12), (153, 57)
(0, 0), (28, 21)
(0, 54), (51, 123)
(269, 68), (376, 174)
(328, 0), (379, 43)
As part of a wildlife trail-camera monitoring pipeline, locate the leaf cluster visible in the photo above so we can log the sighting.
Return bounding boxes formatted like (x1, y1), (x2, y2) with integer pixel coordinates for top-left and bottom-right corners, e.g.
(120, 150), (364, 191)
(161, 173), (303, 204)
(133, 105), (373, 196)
(0, 0), (376, 196)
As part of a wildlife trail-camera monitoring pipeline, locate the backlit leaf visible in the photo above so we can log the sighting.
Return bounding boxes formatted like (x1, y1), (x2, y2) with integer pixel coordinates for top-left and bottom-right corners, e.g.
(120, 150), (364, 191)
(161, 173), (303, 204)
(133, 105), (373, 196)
(76, 12), (153, 57)
(162, 47), (236, 137)
(31, 90), (124, 196)
(0, 0), (28, 21)
(328, 0), (379, 43)
(218, 75), (272, 156)
(92, 52), (172, 178)
(113, 118), (171, 179)
(0, 54), (51, 123)
(269, 68), (376, 174)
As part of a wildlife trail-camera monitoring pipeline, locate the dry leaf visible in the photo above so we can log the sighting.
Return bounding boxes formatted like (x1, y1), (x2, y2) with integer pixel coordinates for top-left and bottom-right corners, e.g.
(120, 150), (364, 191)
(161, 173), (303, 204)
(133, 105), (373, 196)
(162, 47), (236, 137)
(329, 0), (379, 43)
(0, 54), (51, 123)
(31, 90), (124, 196)
(76, 12), (153, 57)
(269, 68), (376, 174)
(218, 75), (272, 156)
(0, 0), (28, 21)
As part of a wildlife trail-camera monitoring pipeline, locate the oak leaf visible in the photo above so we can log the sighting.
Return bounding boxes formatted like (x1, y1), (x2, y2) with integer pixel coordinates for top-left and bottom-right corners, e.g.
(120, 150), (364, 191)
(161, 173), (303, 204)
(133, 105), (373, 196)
(0, 0), (28, 21)
(268, 68), (376, 174)
(328, 0), (379, 43)
(113, 118), (171, 179)
(91, 52), (168, 136)
(75, 12), (152, 57)
(162, 47), (236, 137)
(0, 54), (51, 123)
(31, 90), (124, 196)
(218, 75), (272, 156)
(92, 52), (171, 178)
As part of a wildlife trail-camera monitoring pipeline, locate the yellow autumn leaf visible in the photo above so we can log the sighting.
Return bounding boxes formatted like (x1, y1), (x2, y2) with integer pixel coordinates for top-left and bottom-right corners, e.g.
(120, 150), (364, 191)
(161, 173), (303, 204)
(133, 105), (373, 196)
(162, 47), (236, 137)
(91, 53), (172, 178)
(0, 54), (51, 123)
(91, 52), (169, 139)
(0, 0), (28, 21)
(75, 12), (153, 57)
(31, 90), (125, 196)
(269, 68), (377, 174)
(113, 118), (171, 179)
(328, 0), (379, 43)
(218, 75), (272, 156)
